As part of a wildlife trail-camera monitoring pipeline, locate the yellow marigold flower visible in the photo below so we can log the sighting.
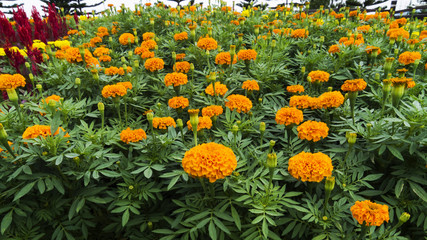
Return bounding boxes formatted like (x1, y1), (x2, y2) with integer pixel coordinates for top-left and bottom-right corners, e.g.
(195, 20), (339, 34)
(152, 117), (176, 129)
(287, 85), (305, 93)
(145, 57), (165, 72)
(140, 40), (157, 49)
(341, 79), (367, 92)
(174, 32), (188, 41)
(202, 105), (223, 118)
(197, 36), (218, 51)
(101, 84), (127, 98)
(215, 52), (237, 65)
(291, 29), (309, 38)
(237, 49), (257, 61)
(242, 80), (259, 91)
(297, 120), (329, 142)
(164, 72), (188, 87)
(168, 96), (189, 109)
(42, 94), (61, 104)
(318, 91), (344, 108)
(288, 151), (333, 182)
(351, 200), (390, 226)
(119, 33), (135, 45)
(289, 95), (315, 109)
(173, 61), (191, 73)
(0, 74), (26, 90)
(398, 51), (421, 65)
(225, 94), (253, 113)
(142, 32), (155, 41)
(205, 82), (228, 96)
(308, 70), (330, 83)
(117, 82), (132, 90)
(22, 125), (70, 139)
(32, 40), (46, 50)
(182, 142), (237, 183)
(187, 116), (213, 131)
(275, 107), (303, 126)
(120, 128), (147, 144)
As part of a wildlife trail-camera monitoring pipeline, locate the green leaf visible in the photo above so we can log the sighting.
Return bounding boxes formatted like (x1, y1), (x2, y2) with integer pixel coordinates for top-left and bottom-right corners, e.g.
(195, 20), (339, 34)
(76, 198), (85, 213)
(52, 178), (65, 194)
(144, 168), (153, 178)
(213, 217), (230, 234)
(100, 170), (121, 178)
(251, 215), (264, 224)
(167, 175), (180, 190)
(395, 179), (404, 198)
(387, 146), (403, 161)
(1, 211), (12, 234)
(185, 211), (210, 223)
(209, 220), (217, 240)
(312, 234), (327, 240)
(122, 209), (130, 227)
(37, 179), (45, 194)
(262, 219), (269, 239)
(363, 174), (383, 181)
(409, 182), (427, 202)
(231, 206), (241, 231)
(13, 182), (36, 201)
(196, 218), (210, 229)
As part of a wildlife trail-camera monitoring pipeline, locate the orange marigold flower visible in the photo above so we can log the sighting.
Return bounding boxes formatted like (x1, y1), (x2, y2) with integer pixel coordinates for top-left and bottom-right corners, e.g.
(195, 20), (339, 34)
(65, 47), (82, 63)
(241, 80), (259, 91)
(119, 33), (135, 45)
(93, 46), (110, 57)
(398, 51), (421, 65)
(105, 66), (125, 76)
(142, 32), (155, 41)
(176, 53), (186, 60)
(365, 46), (382, 55)
(291, 29), (309, 38)
(96, 26), (109, 37)
(117, 82), (133, 90)
(174, 32), (188, 41)
(308, 70), (330, 83)
(275, 107), (303, 126)
(120, 128), (147, 144)
(197, 36), (218, 51)
(134, 46), (149, 55)
(187, 116), (213, 131)
(173, 61), (191, 73)
(297, 120), (329, 142)
(351, 200), (390, 226)
(237, 49), (257, 61)
(145, 57), (165, 72)
(141, 51), (155, 59)
(101, 84), (127, 98)
(205, 82), (228, 96)
(168, 96), (189, 109)
(215, 52), (237, 65)
(42, 94), (61, 104)
(22, 125), (70, 139)
(0, 74), (26, 90)
(288, 151), (333, 182)
(341, 79), (367, 92)
(289, 95), (315, 109)
(99, 55), (112, 62)
(182, 142), (237, 183)
(328, 44), (340, 54)
(140, 40), (157, 50)
(152, 117), (176, 129)
(164, 72), (188, 87)
(318, 91), (344, 108)
(202, 105), (223, 118)
(287, 85), (305, 93)
(386, 28), (409, 39)
(390, 77), (412, 87)
(89, 37), (102, 47)
(357, 25), (370, 33)
(225, 94), (253, 113)
(406, 80), (415, 89)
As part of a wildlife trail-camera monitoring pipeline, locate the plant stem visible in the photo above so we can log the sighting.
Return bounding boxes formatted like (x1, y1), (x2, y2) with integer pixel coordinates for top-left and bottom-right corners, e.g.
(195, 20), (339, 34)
(357, 224), (368, 240)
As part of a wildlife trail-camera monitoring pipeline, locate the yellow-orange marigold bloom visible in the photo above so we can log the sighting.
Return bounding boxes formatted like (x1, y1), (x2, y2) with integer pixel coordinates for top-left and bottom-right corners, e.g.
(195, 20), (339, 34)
(398, 51), (421, 65)
(288, 151), (333, 182)
(182, 142), (237, 183)
(119, 33), (135, 45)
(357, 25), (370, 33)
(297, 120), (329, 142)
(202, 105), (223, 118)
(140, 40), (157, 49)
(341, 79), (367, 92)
(215, 52), (237, 65)
(64, 47), (82, 63)
(97, 26), (109, 37)
(105, 66), (125, 76)
(237, 49), (257, 61)
(174, 32), (188, 41)
(205, 82), (228, 96)
(308, 70), (330, 83)
(164, 72), (188, 87)
(197, 36), (218, 51)
(287, 85), (305, 93)
(225, 94), (253, 113)
(101, 84), (127, 98)
(145, 57), (165, 72)
(187, 116), (213, 131)
(365, 46), (381, 55)
(386, 28), (409, 39)
(120, 128), (146, 144)
(168, 96), (189, 109)
(0, 74), (26, 90)
(142, 32), (155, 41)
(22, 125), (70, 139)
(318, 91), (344, 108)
(275, 107), (303, 126)
(289, 95), (315, 109)
(141, 51), (155, 59)
(242, 80), (259, 91)
(99, 55), (112, 62)
(152, 117), (176, 129)
(93, 46), (110, 57)
(176, 53), (186, 60)
(406, 80), (415, 89)
(42, 94), (61, 104)
(173, 61), (191, 73)
(134, 46), (149, 55)
(328, 44), (340, 54)
(291, 29), (309, 38)
(351, 200), (390, 226)
(390, 77), (412, 87)
(117, 82), (133, 90)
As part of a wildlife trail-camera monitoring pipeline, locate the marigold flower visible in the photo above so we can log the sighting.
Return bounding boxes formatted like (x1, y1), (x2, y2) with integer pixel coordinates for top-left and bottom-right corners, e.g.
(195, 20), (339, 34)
(99, 55), (112, 62)
(97, 26), (109, 37)
(242, 80), (259, 91)
(134, 46), (149, 55)
(141, 51), (155, 59)
(65, 47), (82, 63)
(120, 128), (147, 144)
(341, 79), (367, 92)
(205, 82), (228, 96)
(119, 33), (135, 45)
(187, 116), (213, 131)
(351, 200), (390, 226)
(225, 94), (253, 113)
(152, 117), (176, 129)
(386, 28), (409, 39)
(164, 72), (188, 87)
(173, 61), (191, 73)
(145, 57), (165, 72)
(390, 77), (412, 87)
(398, 51), (421, 65)
(291, 29), (309, 38)
(22, 125), (70, 139)
(182, 142), (237, 183)
(176, 53), (186, 60)
(0, 74), (26, 90)
(93, 46), (110, 57)
(197, 36), (218, 51)
(287, 85), (305, 93)
(105, 66), (125, 76)
(365, 46), (381, 55)
(140, 40), (157, 49)
(356, 25), (370, 33)
(101, 84), (127, 98)
(168, 96), (189, 109)
(117, 82), (132, 90)
(237, 49), (257, 61)
(275, 107), (303, 126)
(42, 94), (61, 104)
(142, 32), (155, 41)
(318, 91), (344, 108)
(288, 151), (333, 182)
(202, 105), (223, 118)
(308, 70), (330, 83)
(174, 32), (188, 41)
(297, 120), (329, 142)
(328, 44), (340, 54)
(215, 52), (237, 65)
(289, 95), (315, 109)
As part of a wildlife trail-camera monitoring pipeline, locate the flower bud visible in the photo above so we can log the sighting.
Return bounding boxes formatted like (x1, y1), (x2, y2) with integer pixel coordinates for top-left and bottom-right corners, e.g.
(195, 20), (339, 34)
(0, 123), (8, 141)
(230, 45), (236, 55)
(269, 140), (275, 148)
(128, 51), (133, 57)
(134, 60), (139, 68)
(208, 27), (213, 36)
(28, 73), (34, 82)
(414, 59), (420, 67)
(25, 62), (30, 68)
(266, 152), (277, 168)
(147, 112), (154, 122)
(259, 122), (266, 132)
(75, 78), (81, 85)
(147, 221), (153, 230)
(150, 18), (155, 25)
(48, 100), (56, 108)
(121, 56), (126, 63)
(325, 176), (335, 192)
(389, 38), (395, 45)
(177, 119), (183, 129)
(36, 84), (42, 94)
(6, 89), (18, 103)
(301, 66), (306, 74)
(271, 40), (276, 48)
(98, 102), (105, 111)
(188, 109), (199, 128)
(374, 73), (380, 81)
(392, 84), (405, 107)
(347, 132), (357, 145)
(258, 98), (262, 103)
(172, 52), (176, 60)
(399, 212), (410, 224)
(190, 63), (194, 71)
(129, 185), (134, 190)
(232, 124), (239, 134)
(327, 87), (333, 92)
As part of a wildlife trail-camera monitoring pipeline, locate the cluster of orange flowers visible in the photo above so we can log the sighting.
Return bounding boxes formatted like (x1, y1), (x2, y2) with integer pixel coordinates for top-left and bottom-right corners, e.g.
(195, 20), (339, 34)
(0, 74), (26, 90)
(145, 58), (165, 72)
(197, 36), (218, 50)
(241, 80), (259, 91)
(308, 70), (330, 83)
(289, 91), (344, 109)
(173, 61), (191, 73)
(275, 107), (304, 126)
(398, 51), (421, 65)
(134, 46), (154, 59)
(105, 66), (132, 75)
(120, 128), (146, 144)
(341, 79), (367, 92)
(237, 49), (257, 61)
(119, 33), (135, 45)
(291, 29), (309, 38)
(164, 72), (188, 87)
(215, 52), (237, 65)
(168, 96), (189, 109)
(205, 82), (228, 96)
(350, 200), (390, 226)
(96, 26), (109, 37)
(174, 32), (188, 41)
(297, 120), (329, 142)
(182, 142), (237, 183)
(328, 44), (340, 54)
(286, 85), (305, 94)
(225, 94), (253, 113)
(22, 125), (70, 139)
(386, 28), (409, 40)
(187, 116), (212, 131)
(390, 77), (415, 88)
(202, 105), (223, 118)
(288, 151), (333, 182)
(152, 117), (176, 129)
(338, 34), (364, 46)
(142, 32), (155, 41)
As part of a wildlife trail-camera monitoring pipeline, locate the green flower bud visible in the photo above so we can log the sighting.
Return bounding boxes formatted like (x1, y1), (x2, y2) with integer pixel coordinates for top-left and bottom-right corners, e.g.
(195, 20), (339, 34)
(325, 176), (335, 192)
(266, 152), (277, 168)
(6, 89), (18, 103)
(147, 112), (154, 122)
(98, 102), (105, 111)
(269, 140), (275, 148)
(177, 119), (183, 128)
(259, 122), (266, 132)
(75, 78), (81, 85)
(399, 212), (410, 224)
(0, 123), (8, 141)
(232, 124), (239, 134)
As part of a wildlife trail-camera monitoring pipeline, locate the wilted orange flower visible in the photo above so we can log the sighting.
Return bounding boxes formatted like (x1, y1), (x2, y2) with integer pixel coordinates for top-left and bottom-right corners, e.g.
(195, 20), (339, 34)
(120, 128), (147, 144)
(187, 116), (213, 131)
(291, 29), (309, 38)
(182, 142), (237, 183)
(101, 84), (127, 98)
(215, 52), (237, 65)
(174, 32), (188, 41)
(173, 61), (191, 73)
(0, 74), (26, 90)
(22, 125), (70, 139)
(287, 85), (305, 93)
(168, 96), (189, 109)
(225, 94), (253, 113)
(398, 51), (421, 65)
(318, 91), (344, 108)
(145, 57), (165, 72)
(275, 107), (303, 126)
(152, 117), (176, 129)
(288, 151), (333, 182)
(242, 80), (259, 91)
(297, 120), (329, 142)
(341, 79), (367, 92)
(119, 33), (135, 45)
(308, 70), (330, 83)
(142, 32), (155, 41)
(328, 44), (340, 54)
(289, 95), (315, 109)
(205, 82), (228, 96)
(117, 82), (132, 90)
(351, 200), (390, 226)
(197, 36), (218, 51)
(140, 40), (157, 49)
(164, 72), (188, 87)
(237, 49), (257, 61)
(202, 105), (223, 118)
